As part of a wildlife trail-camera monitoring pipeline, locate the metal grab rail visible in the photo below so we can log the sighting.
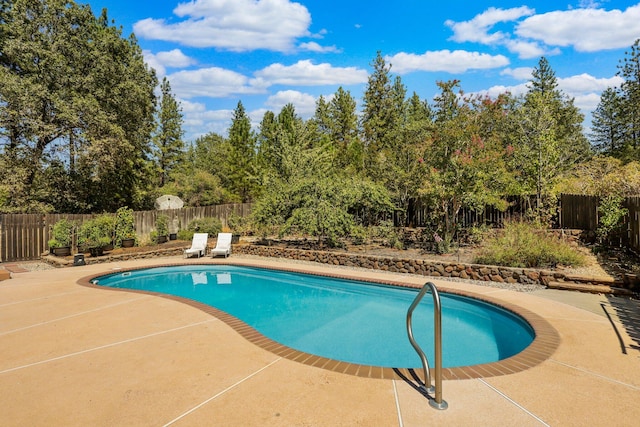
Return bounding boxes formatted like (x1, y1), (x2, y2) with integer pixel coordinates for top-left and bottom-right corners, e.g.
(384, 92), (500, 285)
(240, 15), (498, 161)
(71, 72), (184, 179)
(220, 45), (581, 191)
(406, 282), (448, 410)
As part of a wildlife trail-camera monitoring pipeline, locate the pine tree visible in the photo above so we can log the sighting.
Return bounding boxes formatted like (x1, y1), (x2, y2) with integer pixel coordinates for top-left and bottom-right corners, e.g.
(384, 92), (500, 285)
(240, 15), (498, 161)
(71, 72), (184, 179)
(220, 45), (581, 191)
(617, 39), (640, 158)
(227, 101), (257, 202)
(515, 57), (590, 220)
(361, 52), (395, 158)
(591, 88), (625, 156)
(331, 87), (360, 170)
(154, 77), (184, 187)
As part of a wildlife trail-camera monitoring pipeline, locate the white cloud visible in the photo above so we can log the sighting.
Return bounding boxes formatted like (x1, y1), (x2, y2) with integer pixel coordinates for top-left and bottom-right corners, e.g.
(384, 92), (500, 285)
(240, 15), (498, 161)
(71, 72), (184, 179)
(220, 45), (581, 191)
(476, 83), (530, 99)
(503, 39), (552, 59)
(516, 4), (640, 51)
(557, 74), (623, 94)
(299, 41), (341, 53)
(143, 49), (196, 76)
(133, 0), (311, 52)
(155, 49), (196, 68)
(478, 73), (622, 100)
(500, 67), (534, 80)
(167, 67), (268, 99)
(265, 90), (317, 117)
(179, 100), (233, 139)
(254, 60), (368, 86)
(472, 73), (623, 126)
(572, 92), (603, 112)
(386, 50), (509, 74)
(446, 6), (535, 45)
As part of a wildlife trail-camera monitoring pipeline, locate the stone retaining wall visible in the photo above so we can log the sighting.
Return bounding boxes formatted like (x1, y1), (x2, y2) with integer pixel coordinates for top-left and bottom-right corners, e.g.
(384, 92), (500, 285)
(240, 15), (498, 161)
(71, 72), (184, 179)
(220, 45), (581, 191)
(235, 244), (560, 287)
(44, 247), (186, 267)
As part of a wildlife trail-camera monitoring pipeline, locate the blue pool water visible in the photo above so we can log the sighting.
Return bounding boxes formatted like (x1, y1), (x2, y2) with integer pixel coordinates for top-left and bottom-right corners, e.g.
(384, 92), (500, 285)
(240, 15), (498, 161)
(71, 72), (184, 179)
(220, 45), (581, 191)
(94, 265), (534, 368)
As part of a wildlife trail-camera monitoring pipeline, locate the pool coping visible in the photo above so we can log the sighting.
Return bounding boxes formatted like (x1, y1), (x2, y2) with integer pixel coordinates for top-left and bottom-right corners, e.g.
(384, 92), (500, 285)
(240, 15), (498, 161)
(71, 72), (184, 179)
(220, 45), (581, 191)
(77, 261), (560, 381)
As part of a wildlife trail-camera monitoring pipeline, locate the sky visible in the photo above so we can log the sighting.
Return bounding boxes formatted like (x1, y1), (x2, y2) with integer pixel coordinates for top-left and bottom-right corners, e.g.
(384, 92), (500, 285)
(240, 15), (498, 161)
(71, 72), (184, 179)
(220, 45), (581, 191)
(82, 0), (640, 142)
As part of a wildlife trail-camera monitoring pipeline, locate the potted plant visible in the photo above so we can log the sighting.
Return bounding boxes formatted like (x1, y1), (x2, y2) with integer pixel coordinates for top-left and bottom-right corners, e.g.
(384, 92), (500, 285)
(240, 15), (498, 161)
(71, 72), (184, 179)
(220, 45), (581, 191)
(78, 214), (114, 257)
(48, 218), (75, 257)
(154, 213), (169, 244)
(114, 207), (136, 248)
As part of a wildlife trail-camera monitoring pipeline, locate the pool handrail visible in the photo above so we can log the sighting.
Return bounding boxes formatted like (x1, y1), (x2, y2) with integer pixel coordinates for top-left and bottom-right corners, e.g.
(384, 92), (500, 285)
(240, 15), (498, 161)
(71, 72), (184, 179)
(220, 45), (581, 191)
(406, 282), (448, 410)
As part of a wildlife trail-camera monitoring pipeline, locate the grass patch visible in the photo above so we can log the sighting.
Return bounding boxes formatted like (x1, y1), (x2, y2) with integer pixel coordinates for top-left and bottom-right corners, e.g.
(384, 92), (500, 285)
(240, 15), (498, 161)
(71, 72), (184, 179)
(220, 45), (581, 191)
(474, 221), (586, 268)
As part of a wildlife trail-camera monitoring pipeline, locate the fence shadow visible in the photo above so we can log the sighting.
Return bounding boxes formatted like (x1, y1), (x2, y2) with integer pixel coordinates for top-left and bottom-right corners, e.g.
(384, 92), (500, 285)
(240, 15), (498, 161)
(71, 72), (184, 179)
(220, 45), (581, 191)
(604, 295), (640, 354)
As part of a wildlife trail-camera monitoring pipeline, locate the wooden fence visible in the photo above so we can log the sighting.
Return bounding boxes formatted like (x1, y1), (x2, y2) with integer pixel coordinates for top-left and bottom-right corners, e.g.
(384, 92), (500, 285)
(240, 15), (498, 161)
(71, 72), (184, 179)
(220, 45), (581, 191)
(558, 194), (599, 230)
(558, 193), (640, 255)
(0, 204), (251, 262)
(625, 196), (640, 254)
(4, 195), (640, 262)
(403, 195), (534, 228)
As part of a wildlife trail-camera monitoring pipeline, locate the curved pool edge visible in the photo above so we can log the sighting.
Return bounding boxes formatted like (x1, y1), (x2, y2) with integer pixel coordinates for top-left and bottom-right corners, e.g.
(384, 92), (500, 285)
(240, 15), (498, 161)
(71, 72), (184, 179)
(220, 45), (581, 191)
(77, 261), (560, 381)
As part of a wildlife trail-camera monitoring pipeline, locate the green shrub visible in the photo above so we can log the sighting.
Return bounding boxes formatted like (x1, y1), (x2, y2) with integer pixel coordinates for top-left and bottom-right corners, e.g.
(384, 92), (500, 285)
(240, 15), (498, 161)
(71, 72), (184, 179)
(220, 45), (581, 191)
(349, 224), (369, 245)
(78, 215), (114, 249)
(375, 220), (403, 249)
(187, 217), (222, 236)
(48, 218), (75, 248)
(596, 195), (628, 245)
(228, 212), (253, 235)
(155, 214), (169, 237)
(474, 221), (586, 268)
(177, 229), (194, 241)
(466, 224), (490, 246)
(114, 207), (136, 247)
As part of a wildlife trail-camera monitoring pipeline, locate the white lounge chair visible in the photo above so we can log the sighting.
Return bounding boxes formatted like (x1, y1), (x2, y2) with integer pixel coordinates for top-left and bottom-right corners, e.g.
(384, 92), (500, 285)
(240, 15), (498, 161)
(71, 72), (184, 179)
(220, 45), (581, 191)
(210, 232), (232, 258)
(184, 233), (209, 258)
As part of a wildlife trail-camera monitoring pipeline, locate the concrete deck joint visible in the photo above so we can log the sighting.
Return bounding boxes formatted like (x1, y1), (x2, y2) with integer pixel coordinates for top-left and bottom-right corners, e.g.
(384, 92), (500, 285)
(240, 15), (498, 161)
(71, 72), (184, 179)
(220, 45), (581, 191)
(1, 319), (215, 375)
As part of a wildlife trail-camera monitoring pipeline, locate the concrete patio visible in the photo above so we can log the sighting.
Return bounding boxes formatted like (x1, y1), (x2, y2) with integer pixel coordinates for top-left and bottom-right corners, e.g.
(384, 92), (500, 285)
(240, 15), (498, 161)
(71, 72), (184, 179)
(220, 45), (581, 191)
(1, 255), (639, 426)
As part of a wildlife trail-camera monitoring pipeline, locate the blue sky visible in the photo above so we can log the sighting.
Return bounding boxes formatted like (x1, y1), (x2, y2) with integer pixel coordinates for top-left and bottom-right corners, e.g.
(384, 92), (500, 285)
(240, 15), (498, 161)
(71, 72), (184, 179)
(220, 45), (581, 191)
(82, 0), (640, 142)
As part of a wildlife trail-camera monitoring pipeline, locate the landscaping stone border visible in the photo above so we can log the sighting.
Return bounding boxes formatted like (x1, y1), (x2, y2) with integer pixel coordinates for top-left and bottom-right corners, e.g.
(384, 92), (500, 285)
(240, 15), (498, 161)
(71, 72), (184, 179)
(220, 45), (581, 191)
(39, 241), (637, 295)
(235, 245), (556, 286)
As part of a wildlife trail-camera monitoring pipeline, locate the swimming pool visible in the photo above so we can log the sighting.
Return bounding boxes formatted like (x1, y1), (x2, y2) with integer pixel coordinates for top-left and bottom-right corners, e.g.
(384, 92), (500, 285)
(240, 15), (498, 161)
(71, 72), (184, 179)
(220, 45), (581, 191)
(92, 265), (535, 369)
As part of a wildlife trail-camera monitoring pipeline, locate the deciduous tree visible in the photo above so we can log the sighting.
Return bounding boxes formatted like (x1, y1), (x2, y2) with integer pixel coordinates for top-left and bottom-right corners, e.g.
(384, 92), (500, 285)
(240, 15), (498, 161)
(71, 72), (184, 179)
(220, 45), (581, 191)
(0, 0), (157, 212)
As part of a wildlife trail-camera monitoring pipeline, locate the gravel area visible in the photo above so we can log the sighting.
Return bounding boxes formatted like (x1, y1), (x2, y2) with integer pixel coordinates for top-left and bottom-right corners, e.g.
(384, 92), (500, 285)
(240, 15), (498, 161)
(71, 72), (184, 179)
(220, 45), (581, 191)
(15, 261), (56, 271)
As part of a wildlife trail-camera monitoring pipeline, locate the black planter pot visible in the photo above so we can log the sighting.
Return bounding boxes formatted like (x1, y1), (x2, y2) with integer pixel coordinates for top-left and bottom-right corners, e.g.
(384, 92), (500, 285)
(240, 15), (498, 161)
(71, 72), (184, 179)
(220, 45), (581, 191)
(52, 246), (71, 257)
(89, 246), (104, 257)
(121, 238), (135, 248)
(169, 233), (177, 241)
(157, 235), (168, 244)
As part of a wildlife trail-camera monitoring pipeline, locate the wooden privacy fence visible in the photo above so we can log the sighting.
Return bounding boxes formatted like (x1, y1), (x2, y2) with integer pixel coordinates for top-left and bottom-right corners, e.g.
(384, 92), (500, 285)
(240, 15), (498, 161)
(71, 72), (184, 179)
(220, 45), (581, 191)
(625, 196), (640, 254)
(0, 203), (251, 262)
(558, 194), (599, 230)
(403, 195), (535, 228)
(558, 194), (640, 255)
(4, 196), (640, 261)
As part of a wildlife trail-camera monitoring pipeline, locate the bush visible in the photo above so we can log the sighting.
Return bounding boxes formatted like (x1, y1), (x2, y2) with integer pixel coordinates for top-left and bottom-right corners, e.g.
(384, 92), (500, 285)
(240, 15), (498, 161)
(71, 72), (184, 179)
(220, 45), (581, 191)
(155, 213), (169, 237)
(114, 207), (136, 247)
(48, 218), (75, 248)
(177, 229), (194, 241)
(78, 215), (115, 249)
(349, 224), (369, 245)
(228, 212), (252, 235)
(187, 217), (222, 236)
(596, 195), (628, 245)
(474, 221), (586, 268)
(374, 220), (403, 249)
